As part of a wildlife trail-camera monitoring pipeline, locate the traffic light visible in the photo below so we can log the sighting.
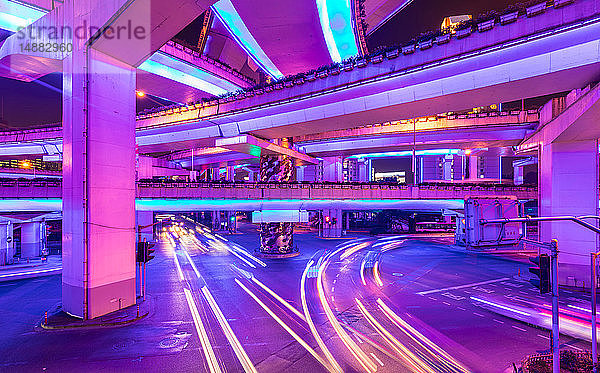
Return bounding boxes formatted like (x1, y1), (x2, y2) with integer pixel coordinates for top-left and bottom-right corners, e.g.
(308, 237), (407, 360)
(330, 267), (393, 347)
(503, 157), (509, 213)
(529, 254), (551, 294)
(136, 241), (145, 263)
(144, 242), (156, 263)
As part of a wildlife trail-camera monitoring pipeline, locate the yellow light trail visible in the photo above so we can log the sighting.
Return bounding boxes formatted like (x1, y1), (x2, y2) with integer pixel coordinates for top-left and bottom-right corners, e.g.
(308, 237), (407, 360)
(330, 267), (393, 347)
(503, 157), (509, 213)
(201, 286), (257, 373)
(251, 277), (306, 322)
(376, 299), (470, 373)
(373, 261), (384, 287)
(235, 278), (332, 371)
(300, 260), (343, 373)
(184, 288), (223, 373)
(355, 298), (433, 373)
(317, 260), (377, 373)
(340, 242), (370, 260)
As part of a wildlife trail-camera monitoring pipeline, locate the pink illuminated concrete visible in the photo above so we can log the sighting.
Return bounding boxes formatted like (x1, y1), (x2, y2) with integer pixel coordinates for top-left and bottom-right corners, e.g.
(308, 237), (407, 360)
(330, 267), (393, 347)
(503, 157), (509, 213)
(229, 0), (332, 76)
(0, 181), (537, 200)
(62, 45), (137, 318)
(538, 140), (599, 286)
(215, 134), (318, 165)
(137, 2), (600, 144)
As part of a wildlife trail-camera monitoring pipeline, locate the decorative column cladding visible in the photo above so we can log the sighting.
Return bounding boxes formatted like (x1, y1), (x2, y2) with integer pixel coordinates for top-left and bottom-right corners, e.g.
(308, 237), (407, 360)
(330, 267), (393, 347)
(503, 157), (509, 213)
(259, 139), (296, 256)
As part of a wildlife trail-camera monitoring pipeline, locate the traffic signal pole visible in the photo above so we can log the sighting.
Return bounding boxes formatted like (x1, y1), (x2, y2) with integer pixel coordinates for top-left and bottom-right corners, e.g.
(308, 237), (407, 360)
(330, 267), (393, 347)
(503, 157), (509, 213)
(592, 252), (598, 372)
(550, 239), (559, 373)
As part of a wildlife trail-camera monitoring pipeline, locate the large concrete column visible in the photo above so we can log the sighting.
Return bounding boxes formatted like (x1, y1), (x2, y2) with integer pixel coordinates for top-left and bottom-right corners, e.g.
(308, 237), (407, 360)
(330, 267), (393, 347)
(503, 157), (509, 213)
(322, 156), (343, 182)
(259, 139), (297, 257)
(467, 156), (479, 181)
(357, 160), (370, 182)
(514, 165), (524, 185)
(539, 140), (599, 286)
(21, 221), (45, 259)
(0, 222), (14, 266)
(62, 19), (136, 318)
(225, 164), (235, 181)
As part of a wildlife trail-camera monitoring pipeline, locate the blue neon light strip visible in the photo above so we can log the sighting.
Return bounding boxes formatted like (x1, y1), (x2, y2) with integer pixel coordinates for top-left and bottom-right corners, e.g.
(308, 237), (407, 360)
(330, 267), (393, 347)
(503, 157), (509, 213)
(316, 0), (359, 62)
(211, 0), (283, 79)
(347, 149), (461, 159)
(139, 54), (231, 96)
(0, 198), (465, 212)
(0, 1), (46, 32)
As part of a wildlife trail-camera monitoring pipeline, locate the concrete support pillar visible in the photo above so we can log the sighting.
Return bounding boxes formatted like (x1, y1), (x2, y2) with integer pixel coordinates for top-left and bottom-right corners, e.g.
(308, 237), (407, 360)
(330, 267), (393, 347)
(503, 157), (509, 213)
(136, 211), (154, 243)
(321, 209), (343, 238)
(467, 156), (479, 181)
(62, 29), (136, 317)
(226, 165), (235, 181)
(0, 222), (14, 266)
(211, 211), (221, 231)
(296, 166), (305, 182)
(258, 139), (297, 257)
(358, 160), (370, 182)
(442, 155), (453, 181)
(21, 221), (45, 259)
(322, 156), (343, 182)
(514, 165), (524, 185)
(539, 140), (599, 286)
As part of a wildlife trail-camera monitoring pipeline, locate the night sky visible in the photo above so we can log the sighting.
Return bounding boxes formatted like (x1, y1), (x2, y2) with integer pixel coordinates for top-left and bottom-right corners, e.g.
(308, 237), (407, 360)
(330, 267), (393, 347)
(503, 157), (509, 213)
(0, 0), (523, 127)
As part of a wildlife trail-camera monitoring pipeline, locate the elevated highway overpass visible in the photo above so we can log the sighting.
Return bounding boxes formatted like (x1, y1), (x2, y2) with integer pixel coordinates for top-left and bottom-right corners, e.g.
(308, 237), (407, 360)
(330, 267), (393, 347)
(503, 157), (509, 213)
(0, 180), (536, 206)
(132, 0), (600, 151)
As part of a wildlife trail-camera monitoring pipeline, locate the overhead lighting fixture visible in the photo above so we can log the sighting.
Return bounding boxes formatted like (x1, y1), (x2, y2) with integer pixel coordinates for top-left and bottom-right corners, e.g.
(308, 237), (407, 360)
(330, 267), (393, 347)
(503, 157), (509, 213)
(211, 0), (283, 79)
(0, 1), (46, 32)
(136, 90), (146, 97)
(316, 0), (359, 62)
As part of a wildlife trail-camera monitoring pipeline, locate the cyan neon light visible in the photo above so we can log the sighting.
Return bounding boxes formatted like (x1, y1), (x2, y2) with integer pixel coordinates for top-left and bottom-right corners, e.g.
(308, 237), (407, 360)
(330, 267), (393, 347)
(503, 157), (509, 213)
(0, 198), (464, 212)
(0, 1), (45, 32)
(139, 53), (231, 96)
(347, 149), (461, 159)
(316, 0), (359, 62)
(211, 0), (283, 79)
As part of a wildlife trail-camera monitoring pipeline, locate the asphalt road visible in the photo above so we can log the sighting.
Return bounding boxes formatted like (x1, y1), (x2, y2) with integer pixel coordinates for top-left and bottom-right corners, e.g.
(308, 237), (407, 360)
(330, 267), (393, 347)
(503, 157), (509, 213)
(0, 218), (594, 372)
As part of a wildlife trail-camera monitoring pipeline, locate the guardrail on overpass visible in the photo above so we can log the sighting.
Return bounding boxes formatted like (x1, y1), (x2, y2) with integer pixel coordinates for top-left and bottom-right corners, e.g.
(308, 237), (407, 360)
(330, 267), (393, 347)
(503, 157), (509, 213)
(0, 181), (537, 200)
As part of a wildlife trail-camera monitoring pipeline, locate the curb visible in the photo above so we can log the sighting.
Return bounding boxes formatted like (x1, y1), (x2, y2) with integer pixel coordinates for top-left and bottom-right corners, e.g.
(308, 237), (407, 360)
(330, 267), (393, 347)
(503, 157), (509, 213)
(39, 311), (149, 331)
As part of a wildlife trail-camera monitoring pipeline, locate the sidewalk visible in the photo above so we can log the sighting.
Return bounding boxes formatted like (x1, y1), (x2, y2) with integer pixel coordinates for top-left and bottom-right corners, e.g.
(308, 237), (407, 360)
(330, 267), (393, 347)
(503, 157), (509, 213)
(0, 255), (62, 282)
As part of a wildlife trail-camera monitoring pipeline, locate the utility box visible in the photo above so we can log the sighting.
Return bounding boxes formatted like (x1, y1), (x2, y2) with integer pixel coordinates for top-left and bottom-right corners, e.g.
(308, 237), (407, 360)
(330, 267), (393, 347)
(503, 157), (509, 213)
(464, 197), (521, 248)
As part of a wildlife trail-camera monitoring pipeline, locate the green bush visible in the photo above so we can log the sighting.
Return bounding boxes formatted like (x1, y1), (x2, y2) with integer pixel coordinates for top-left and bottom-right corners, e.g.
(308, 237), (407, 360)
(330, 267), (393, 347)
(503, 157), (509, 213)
(528, 359), (550, 373)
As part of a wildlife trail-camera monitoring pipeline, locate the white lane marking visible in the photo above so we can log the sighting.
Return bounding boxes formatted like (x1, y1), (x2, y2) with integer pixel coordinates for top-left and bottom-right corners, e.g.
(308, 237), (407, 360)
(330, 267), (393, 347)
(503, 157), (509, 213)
(568, 345), (583, 351)
(417, 277), (510, 295)
(0, 268), (61, 279)
(428, 297), (436, 301)
(442, 302), (451, 306)
(457, 307), (466, 311)
(538, 334), (549, 340)
(493, 319), (504, 324)
(370, 353), (384, 367)
(473, 312), (484, 317)
(183, 289), (222, 373)
(512, 325), (527, 332)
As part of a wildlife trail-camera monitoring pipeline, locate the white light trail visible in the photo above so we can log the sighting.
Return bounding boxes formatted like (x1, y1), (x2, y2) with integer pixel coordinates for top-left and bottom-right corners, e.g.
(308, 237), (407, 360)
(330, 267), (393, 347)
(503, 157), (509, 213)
(201, 286), (257, 373)
(184, 288), (222, 373)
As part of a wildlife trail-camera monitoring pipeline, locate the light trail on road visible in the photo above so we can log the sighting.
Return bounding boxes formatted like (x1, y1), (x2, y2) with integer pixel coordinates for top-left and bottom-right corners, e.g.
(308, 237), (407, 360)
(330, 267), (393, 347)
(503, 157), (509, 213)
(235, 278), (332, 371)
(300, 259), (343, 373)
(355, 298), (433, 373)
(377, 299), (470, 373)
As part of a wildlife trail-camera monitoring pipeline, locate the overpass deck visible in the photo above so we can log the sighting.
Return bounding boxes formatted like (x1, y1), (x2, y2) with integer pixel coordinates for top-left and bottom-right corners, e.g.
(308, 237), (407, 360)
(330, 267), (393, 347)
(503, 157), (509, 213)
(0, 181), (537, 200)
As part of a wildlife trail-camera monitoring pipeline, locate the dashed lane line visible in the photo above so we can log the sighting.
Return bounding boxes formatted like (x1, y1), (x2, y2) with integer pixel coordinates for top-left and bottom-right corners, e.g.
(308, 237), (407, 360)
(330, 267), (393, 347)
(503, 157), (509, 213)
(417, 277), (511, 295)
